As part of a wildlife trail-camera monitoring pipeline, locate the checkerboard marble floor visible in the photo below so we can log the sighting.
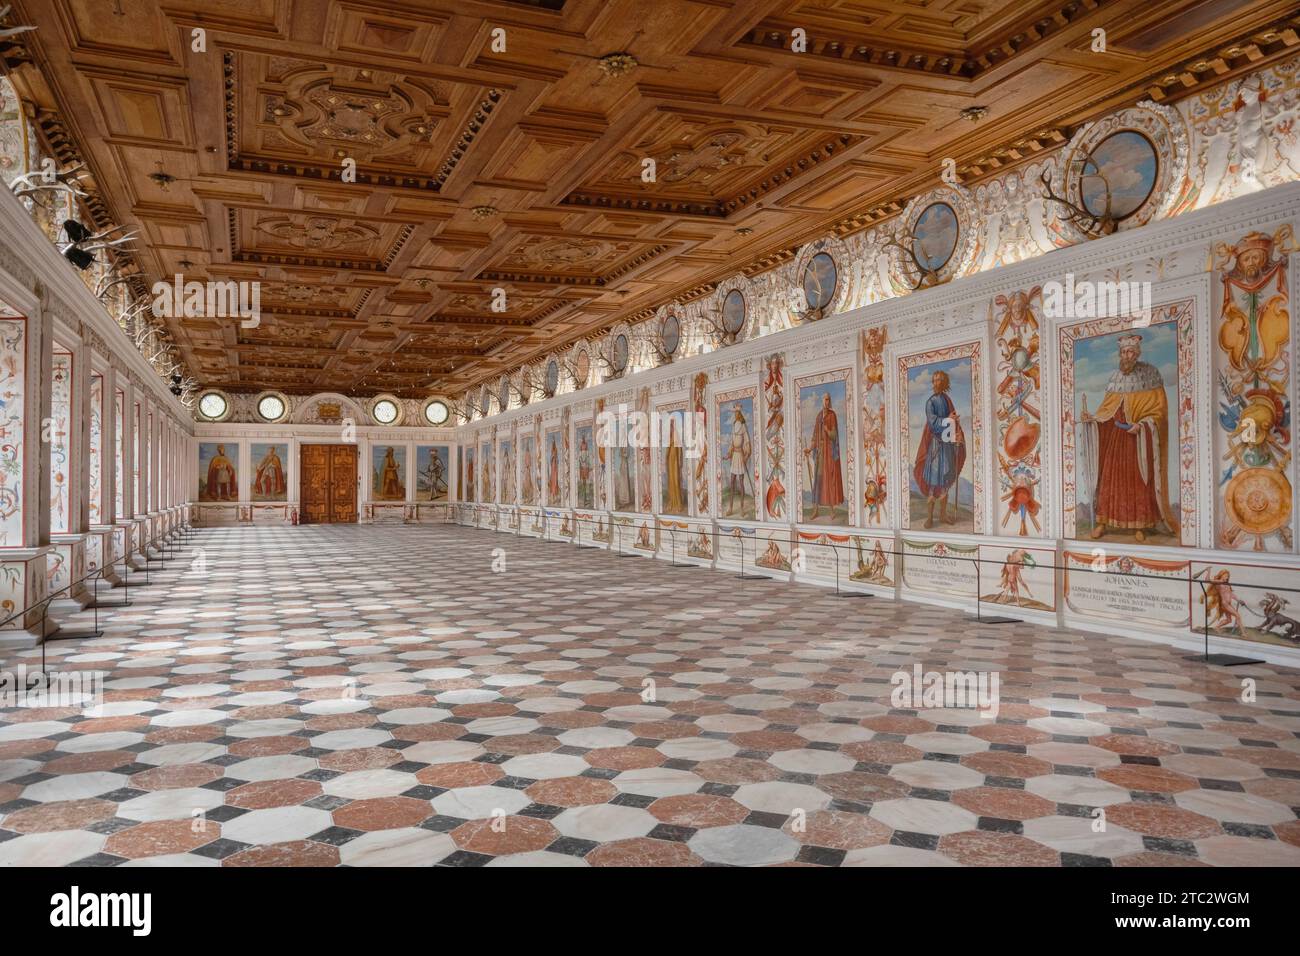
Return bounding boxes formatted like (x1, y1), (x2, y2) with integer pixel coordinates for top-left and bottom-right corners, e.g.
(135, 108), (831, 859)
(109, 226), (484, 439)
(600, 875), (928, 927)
(1, 524), (1299, 867)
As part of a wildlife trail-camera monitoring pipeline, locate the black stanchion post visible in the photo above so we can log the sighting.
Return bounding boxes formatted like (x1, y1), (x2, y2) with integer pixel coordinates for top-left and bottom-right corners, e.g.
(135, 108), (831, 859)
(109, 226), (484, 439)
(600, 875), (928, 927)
(832, 540), (870, 599)
(1184, 577), (1263, 666)
(971, 554), (1020, 625)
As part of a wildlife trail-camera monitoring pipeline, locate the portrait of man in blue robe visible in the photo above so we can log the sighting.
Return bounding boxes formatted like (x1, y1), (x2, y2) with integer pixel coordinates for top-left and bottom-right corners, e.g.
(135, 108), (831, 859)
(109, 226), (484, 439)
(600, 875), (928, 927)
(912, 369), (966, 528)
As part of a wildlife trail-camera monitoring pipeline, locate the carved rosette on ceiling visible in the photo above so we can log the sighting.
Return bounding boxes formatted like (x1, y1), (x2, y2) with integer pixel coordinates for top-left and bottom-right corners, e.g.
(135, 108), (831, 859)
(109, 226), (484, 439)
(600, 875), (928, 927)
(891, 183), (981, 294)
(1045, 100), (1192, 245)
(262, 74), (444, 163)
(256, 215), (380, 252)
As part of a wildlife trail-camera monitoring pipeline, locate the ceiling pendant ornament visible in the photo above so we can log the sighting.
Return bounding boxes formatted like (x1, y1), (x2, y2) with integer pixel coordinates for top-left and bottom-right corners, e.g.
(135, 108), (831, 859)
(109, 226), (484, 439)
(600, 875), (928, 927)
(1041, 101), (1191, 243)
(885, 183), (980, 293)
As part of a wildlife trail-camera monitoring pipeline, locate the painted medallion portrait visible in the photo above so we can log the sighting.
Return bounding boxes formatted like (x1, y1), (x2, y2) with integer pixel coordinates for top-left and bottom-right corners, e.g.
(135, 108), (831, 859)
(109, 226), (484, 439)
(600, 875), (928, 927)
(1071, 324), (1179, 545)
(660, 312), (681, 358)
(372, 445), (406, 501)
(198, 442), (238, 502)
(907, 356), (974, 532)
(912, 202), (959, 271)
(798, 381), (848, 525)
(803, 252), (838, 311)
(1080, 130), (1158, 221)
(416, 445), (450, 502)
(717, 396), (756, 519)
(660, 408), (689, 516)
(573, 350), (590, 389)
(544, 359), (560, 396)
(722, 289), (746, 336)
(612, 334), (630, 375)
(574, 423), (595, 508)
(250, 442), (288, 502)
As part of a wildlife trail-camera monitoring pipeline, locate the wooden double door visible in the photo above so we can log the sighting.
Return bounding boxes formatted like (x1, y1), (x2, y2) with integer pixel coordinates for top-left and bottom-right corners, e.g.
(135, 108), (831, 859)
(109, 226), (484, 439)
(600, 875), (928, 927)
(299, 444), (358, 524)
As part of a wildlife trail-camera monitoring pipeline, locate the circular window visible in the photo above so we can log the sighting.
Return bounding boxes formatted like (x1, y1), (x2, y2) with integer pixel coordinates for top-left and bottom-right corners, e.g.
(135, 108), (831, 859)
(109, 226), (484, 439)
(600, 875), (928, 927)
(371, 397), (400, 425)
(1080, 130), (1158, 221)
(198, 391), (229, 421)
(423, 398), (449, 426)
(803, 252), (838, 311)
(256, 392), (287, 423)
(722, 289), (746, 335)
(912, 202), (959, 271)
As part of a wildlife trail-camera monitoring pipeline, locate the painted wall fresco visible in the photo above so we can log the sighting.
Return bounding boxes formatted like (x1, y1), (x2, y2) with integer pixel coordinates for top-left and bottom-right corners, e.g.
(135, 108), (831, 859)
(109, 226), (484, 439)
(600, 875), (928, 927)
(992, 288), (1044, 536)
(658, 402), (689, 516)
(463, 446), (475, 502)
(1213, 227), (1294, 551)
(1192, 560), (1300, 648)
(979, 543), (1056, 612)
(611, 442), (635, 512)
(762, 353), (786, 520)
(794, 529), (893, 589)
(716, 387), (757, 520)
(519, 432), (537, 505)
(0, 316), (23, 546)
(904, 349), (976, 533)
(50, 351), (71, 533)
(691, 372), (709, 515)
(636, 387), (652, 513)
(497, 439), (514, 505)
(593, 399), (608, 510)
(372, 445), (406, 501)
(657, 517), (712, 565)
(479, 441), (493, 503)
(1060, 298), (1197, 546)
(860, 330), (887, 525)
(197, 442), (238, 502)
(416, 445), (450, 502)
(574, 421), (594, 509)
(795, 370), (853, 526)
(545, 426), (566, 507)
(251, 442), (288, 502)
(114, 390), (124, 518)
(88, 372), (102, 526)
(901, 538), (979, 597)
(1063, 550), (1190, 628)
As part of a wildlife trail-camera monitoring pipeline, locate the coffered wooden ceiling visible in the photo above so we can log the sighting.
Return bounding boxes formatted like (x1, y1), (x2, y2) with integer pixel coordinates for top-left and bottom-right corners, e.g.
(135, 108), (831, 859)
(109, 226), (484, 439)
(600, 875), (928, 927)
(5, 0), (1298, 397)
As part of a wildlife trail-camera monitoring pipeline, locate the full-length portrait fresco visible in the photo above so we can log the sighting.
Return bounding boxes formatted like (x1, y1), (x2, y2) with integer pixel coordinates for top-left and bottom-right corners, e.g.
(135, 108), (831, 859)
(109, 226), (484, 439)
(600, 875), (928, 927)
(575, 422), (594, 509)
(659, 404), (689, 516)
(372, 446), (406, 501)
(519, 433), (537, 505)
(795, 371), (853, 526)
(907, 357), (973, 532)
(251, 442), (288, 502)
(899, 341), (983, 534)
(716, 388), (757, 520)
(198, 442), (238, 502)
(416, 445), (450, 502)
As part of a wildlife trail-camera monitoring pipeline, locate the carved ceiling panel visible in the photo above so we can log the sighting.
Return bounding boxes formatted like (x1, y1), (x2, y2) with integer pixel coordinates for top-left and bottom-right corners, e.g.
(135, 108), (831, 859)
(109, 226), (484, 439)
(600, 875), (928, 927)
(6, 0), (1297, 397)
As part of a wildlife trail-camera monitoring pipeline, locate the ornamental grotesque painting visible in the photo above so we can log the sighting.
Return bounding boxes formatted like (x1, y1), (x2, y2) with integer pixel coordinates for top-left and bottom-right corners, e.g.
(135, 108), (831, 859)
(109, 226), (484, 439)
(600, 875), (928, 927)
(992, 288), (1043, 536)
(1213, 227), (1295, 551)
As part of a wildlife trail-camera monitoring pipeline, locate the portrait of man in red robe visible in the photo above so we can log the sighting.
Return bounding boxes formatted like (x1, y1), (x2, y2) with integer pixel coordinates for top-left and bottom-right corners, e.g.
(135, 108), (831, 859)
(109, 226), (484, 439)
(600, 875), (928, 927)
(203, 444), (237, 501)
(803, 390), (845, 522)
